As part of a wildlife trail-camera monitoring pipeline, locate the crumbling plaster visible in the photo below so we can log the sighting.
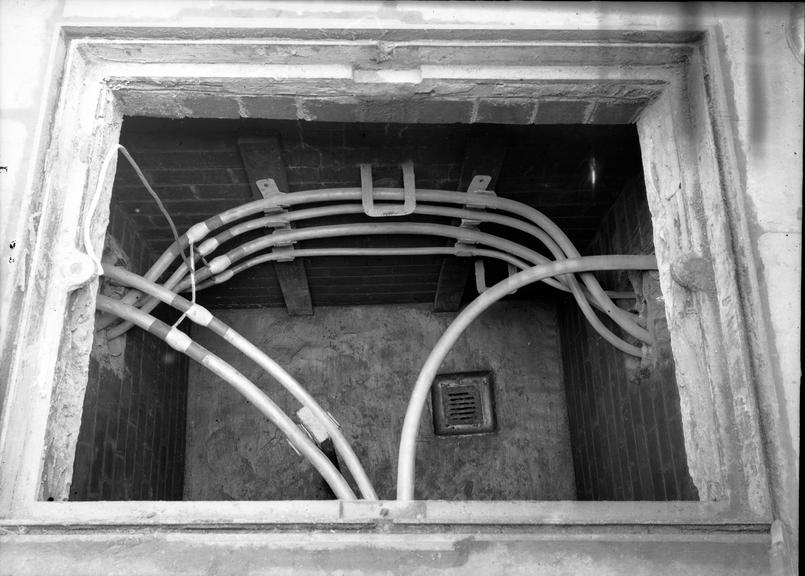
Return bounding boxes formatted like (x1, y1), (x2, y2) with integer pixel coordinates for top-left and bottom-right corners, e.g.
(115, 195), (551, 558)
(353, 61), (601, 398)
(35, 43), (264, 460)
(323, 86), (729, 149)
(0, 2), (800, 575)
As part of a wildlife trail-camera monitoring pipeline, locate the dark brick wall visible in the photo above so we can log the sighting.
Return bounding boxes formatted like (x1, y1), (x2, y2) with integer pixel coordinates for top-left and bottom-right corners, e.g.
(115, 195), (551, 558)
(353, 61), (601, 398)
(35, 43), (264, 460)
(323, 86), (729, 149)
(558, 177), (699, 501)
(70, 201), (188, 501)
(112, 119), (642, 308)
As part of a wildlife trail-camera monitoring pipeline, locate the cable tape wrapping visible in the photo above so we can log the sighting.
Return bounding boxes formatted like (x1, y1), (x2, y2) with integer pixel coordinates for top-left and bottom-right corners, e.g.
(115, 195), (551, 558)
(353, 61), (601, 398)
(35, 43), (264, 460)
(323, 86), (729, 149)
(165, 327), (193, 352)
(214, 270), (234, 284)
(186, 303), (214, 327)
(198, 237), (219, 256)
(297, 406), (330, 444)
(186, 222), (210, 244)
(209, 255), (231, 275)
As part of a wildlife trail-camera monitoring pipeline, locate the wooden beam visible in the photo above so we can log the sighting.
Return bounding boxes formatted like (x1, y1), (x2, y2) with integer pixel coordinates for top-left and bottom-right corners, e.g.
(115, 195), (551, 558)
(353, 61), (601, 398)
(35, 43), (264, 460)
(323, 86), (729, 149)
(238, 136), (313, 315)
(433, 134), (508, 312)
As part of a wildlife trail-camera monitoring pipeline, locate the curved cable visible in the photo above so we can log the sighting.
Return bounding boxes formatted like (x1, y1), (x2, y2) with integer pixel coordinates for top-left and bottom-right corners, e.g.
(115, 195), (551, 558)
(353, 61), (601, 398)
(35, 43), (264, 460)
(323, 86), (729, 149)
(95, 294), (357, 500)
(395, 254), (658, 501)
(102, 264), (378, 500)
(101, 189), (650, 347)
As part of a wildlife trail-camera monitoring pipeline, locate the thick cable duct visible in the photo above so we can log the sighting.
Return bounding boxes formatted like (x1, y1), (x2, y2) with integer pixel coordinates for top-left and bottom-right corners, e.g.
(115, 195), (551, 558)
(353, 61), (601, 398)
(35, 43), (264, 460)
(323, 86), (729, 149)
(94, 202), (567, 331)
(95, 294), (357, 501)
(189, 247), (531, 292)
(101, 221), (552, 339)
(99, 189), (650, 343)
(176, 204), (635, 301)
(202, 222), (645, 356)
(167, 202), (642, 331)
(102, 265), (378, 500)
(105, 219), (647, 355)
(188, 249), (637, 301)
(395, 254), (658, 502)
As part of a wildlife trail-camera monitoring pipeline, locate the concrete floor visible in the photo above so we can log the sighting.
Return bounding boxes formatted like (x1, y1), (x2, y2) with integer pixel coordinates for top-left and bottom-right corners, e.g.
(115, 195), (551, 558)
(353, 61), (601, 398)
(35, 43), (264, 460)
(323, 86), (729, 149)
(185, 300), (576, 501)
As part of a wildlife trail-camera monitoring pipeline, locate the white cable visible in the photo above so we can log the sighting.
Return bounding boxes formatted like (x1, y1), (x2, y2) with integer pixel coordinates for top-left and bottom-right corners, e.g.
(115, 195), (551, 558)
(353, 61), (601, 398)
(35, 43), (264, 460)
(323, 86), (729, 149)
(83, 145), (123, 276)
(84, 144), (194, 279)
(173, 241), (196, 328)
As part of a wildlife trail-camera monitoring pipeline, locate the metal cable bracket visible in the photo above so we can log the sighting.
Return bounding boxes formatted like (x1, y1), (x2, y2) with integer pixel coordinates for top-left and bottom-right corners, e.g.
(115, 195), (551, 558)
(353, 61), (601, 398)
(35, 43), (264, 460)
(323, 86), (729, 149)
(256, 178), (290, 215)
(474, 259), (518, 295)
(360, 161), (417, 217)
(455, 174), (496, 258)
(256, 177), (296, 261)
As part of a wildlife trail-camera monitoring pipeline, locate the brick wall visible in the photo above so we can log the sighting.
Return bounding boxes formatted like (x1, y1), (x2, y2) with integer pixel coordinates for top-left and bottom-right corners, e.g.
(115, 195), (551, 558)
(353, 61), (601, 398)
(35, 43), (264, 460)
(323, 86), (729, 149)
(70, 202), (188, 501)
(112, 119), (641, 308)
(558, 177), (699, 501)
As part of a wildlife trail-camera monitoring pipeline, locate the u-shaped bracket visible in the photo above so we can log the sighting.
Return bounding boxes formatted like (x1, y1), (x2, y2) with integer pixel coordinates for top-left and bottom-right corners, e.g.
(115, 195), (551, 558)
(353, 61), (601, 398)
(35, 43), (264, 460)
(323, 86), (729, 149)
(360, 161), (416, 217)
(474, 259), (518, 295)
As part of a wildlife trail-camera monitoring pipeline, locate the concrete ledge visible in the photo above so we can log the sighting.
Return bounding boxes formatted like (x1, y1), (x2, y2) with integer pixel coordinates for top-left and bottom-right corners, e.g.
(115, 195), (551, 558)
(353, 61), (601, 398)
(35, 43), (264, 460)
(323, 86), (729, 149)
(1, 500), (767, 529)
(0, 526), (773, 576)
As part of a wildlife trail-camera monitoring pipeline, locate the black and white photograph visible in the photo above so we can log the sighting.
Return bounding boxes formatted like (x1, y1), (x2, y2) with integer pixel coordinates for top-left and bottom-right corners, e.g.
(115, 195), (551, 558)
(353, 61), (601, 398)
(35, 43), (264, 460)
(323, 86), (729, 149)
(0, 2), (801, 574)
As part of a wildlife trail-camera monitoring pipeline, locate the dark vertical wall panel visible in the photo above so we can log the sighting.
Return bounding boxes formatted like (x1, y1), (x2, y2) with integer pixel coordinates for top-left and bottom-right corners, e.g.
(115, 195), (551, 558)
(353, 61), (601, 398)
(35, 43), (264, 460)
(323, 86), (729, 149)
(559, 177), (699, 501)
(70, 204), (188, 501)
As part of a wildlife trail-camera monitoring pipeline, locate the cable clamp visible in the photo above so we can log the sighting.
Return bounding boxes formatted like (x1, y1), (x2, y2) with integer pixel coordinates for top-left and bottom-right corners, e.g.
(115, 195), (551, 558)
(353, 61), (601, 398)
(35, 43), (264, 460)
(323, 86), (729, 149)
(361, 161), (416, 217)
(455, 174), (496, 257)
(454, 242), (475, 258)
(272, 245), (295, 262)
(264, 216), (290, 229)
(460, 175), (495, 227)
(463, 174), (496, 211)
(256, 178), (290, 215)
(60, 248), (97, 291)
(270, 228), (296, 262)
(286, 439), (302, 457)
(297, 406), (330, 444)
(256, 179), (297, 260)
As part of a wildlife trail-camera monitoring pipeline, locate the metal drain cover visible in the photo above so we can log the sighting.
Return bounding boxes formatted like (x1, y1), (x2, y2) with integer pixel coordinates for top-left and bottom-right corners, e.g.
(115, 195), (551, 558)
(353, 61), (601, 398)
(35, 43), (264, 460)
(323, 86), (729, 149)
(431, 371), (496, 436)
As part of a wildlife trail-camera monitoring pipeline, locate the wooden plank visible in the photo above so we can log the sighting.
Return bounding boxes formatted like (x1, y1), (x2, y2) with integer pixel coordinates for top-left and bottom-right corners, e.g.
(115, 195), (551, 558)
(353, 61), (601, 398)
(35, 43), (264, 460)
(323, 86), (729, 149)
(237, 136), (313, 315)
(433, 133), (508, 312)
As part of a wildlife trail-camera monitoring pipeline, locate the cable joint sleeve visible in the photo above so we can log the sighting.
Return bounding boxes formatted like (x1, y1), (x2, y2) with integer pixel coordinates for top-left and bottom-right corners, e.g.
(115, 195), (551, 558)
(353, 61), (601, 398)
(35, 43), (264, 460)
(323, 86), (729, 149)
(186, 303), (214, 327)
(186, 222), (211, 244)
(208, 255), (232, 275)
(198, 238), (220, 256)
(165, 327), (193, 353)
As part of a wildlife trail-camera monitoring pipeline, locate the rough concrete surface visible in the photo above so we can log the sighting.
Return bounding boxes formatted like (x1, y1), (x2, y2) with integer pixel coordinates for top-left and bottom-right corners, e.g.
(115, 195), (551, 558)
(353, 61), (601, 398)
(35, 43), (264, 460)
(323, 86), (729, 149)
(185, 300), (575, 501)
(0, 530), (773, 576)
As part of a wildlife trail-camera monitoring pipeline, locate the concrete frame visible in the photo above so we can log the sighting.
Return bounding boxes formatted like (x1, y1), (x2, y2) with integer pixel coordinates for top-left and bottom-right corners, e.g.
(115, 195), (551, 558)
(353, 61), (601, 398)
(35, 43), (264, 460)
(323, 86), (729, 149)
(0, 24), (775, 533)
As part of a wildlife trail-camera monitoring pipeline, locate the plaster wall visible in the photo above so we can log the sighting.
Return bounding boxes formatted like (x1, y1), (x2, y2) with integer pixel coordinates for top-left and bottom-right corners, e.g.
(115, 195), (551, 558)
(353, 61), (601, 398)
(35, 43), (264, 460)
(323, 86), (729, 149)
(185, 300), (575, 501)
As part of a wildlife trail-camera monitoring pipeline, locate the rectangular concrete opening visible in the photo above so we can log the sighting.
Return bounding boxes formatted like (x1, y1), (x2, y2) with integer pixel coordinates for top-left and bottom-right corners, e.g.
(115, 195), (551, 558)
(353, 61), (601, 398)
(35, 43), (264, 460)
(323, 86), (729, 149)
(68, 116), (697, 502)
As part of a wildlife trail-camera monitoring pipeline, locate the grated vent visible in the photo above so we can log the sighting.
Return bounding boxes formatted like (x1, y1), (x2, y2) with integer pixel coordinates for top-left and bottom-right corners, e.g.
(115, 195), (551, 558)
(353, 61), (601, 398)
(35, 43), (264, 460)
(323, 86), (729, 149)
(431, 371), (496, 436)
(444, 385), (482, 425)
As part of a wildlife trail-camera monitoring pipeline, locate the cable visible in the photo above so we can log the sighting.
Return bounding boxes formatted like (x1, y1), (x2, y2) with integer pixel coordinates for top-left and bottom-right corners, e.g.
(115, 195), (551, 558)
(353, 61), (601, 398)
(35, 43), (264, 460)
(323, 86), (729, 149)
(395, 254), (658, 501)
(83, 144), (193, 277)
(172, 241), (196, 329)
(96, 294), (357, 500)
(83, 146), (122, 276)
(103, 264), (378, 500)
(100, 188), (651, 350)
(116, 146), (192, 272)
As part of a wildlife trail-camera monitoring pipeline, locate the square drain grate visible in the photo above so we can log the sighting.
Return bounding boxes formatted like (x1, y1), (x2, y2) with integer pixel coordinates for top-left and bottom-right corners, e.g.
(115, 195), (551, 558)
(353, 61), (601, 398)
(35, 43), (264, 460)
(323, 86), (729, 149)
(431, 371), (496, 436)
